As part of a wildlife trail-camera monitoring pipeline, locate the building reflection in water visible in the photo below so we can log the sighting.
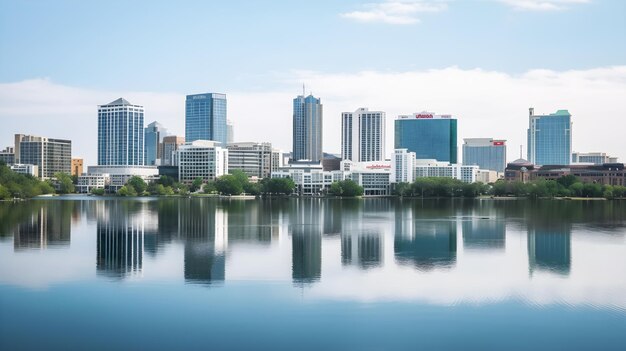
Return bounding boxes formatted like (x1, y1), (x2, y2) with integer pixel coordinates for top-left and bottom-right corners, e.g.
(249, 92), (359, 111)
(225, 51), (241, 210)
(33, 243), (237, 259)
(462, 217), (505, 250)
(13, 202), (72, 250)
(394, 208), (457, 271)
(178, 199), (226, 285)
(527, 223), (572, 276)
(96, 201), (146, 279)
(291, 199), (322, 285)
(341, 231), (383, 269)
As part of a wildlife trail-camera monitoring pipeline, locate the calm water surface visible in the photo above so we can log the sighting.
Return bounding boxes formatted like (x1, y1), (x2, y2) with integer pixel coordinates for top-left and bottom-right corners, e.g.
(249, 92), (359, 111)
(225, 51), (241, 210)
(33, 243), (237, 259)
(1, 197), (626, 350)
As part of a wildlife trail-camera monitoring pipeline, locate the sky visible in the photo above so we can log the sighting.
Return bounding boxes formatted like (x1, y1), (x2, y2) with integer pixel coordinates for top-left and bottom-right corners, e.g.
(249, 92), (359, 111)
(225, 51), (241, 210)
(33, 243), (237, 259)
(1, 0), (625, 165)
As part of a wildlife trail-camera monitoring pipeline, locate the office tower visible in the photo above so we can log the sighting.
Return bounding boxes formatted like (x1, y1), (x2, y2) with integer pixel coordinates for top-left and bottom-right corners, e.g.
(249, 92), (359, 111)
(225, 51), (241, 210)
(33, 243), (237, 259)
(292, 94), (323, 163)
(462, 138), (507, 173)
(271, 148), (284, 173)
(0, 146), (14, 165)
(341, 108), (386, 162)
(97, 98), (145, 166)
(227, 142), (273, 178)
(177, 140), (228, 183)
(572, 152), (618, 164)
(391, 149), (416, 183)
(71, 158), (83, 176)
(227, 119), (234, 144)
(144, 121), (167, 166)
(162, 135), (185, 166)
(14, 134), (71, 179)
(527, 108), (572, 165)
(185, 93), (227, 144)
(394, 112), (457, 163)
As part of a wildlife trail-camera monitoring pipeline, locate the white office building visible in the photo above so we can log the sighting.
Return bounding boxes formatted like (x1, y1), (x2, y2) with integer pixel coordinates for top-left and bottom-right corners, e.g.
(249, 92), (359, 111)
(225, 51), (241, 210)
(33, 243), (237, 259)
(391, 149), (416, 183)
(10, 164), (38, 177)
(341, 160), (392, 196)
(414, 159), (479, 183)
(86, 165), (159, 192)
(227, 142), (273, 179)
(77, 173), (111, 193)
(571, 152), (618, 165)
(341, 108), (386, 162)
(177, 140), (228, 184)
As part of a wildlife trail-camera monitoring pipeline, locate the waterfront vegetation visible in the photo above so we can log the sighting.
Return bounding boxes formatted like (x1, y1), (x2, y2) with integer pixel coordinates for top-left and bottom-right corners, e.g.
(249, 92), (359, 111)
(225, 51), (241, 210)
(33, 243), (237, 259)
(328, 179), (364, 197)
(0, 162), (54, 199)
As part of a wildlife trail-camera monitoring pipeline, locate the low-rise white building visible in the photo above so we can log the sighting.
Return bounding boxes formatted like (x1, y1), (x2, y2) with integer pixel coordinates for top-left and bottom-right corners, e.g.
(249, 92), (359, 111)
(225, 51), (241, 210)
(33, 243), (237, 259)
(10, 164), (38, 177)
(341, 160), (392, 196)
(390, 149), (480, 183)
(77, 173), (110, 193)
(177, 140), (228, 184)
(86, 165), (159, 192)
(476, 169), (502, 184)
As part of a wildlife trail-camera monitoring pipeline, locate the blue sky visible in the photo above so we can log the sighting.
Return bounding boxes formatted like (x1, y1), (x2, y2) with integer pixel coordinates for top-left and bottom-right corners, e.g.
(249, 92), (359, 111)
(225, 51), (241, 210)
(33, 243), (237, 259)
(1, 0), (625, 164)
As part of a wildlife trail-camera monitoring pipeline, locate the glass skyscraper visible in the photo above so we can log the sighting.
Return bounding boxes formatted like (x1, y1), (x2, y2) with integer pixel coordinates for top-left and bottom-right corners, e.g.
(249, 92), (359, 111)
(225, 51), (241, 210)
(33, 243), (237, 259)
(144, 121), (167, 166)
(462, 138), (506, 172)
(394, 112), (457, 163)
(185, 93), (227, 144)
(527, 108), (572, 165)
(292, 94), (323, 162)
(97, 98), (144, 166)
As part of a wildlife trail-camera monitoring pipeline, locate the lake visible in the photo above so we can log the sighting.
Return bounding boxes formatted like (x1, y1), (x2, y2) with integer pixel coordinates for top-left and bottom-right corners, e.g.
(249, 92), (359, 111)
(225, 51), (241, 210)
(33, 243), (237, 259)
(1, 197), (626, 350)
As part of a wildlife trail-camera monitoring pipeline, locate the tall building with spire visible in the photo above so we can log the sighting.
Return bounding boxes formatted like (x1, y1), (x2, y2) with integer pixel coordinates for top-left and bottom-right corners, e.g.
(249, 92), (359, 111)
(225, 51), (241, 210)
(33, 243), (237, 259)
(97, 98), (144, 166)
(292, 94), (323, 162)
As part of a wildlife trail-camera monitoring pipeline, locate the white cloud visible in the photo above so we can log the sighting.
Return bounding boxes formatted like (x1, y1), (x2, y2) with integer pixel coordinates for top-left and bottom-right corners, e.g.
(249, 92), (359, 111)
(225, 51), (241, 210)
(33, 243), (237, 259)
(341, 0), (447, 25)
(1, 65), (625, 166)
(498, 0), (590, 11)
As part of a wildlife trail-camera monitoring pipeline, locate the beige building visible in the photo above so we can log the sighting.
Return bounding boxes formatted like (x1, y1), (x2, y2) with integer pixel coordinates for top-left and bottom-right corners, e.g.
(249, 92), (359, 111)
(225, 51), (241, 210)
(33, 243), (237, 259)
(71, 158), (83, 176)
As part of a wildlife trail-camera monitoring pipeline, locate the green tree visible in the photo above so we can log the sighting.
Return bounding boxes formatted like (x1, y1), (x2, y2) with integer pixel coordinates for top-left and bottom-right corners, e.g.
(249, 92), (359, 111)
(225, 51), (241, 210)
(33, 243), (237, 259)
(261, 177), (296, 195)
(393, 182), (411, 196)
(0, 184), (10, 200)
(328, 180), (363, 197)
(243, 182), (261, 195)
(203, 181), (217, 194)
(215, 175), (244, 195)
(557, 175), (578, 188)
(328, 182), (343, 196)
(190, 177), (204, 192)
(117, 185), (137, 196)
(126, 176), (147, 195)
(90, 188), (105, 196)
(55, 172), (75, 194)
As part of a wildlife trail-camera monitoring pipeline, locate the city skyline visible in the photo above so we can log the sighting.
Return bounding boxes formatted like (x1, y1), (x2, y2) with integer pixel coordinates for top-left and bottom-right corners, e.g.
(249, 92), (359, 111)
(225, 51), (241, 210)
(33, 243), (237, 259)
(1, 1), (625, 165)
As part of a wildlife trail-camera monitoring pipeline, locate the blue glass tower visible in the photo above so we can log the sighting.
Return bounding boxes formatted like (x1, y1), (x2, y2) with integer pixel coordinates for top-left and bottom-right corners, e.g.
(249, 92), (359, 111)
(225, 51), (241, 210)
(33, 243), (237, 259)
(97, 98), (144, 166)
(462, 138), (507, 172)
(292, 94), (323, 162)
(144, 121), (167, 166)
(185, 93), (227, 144)
(394, 113), (457, 163)
(527, 108), (572, 165)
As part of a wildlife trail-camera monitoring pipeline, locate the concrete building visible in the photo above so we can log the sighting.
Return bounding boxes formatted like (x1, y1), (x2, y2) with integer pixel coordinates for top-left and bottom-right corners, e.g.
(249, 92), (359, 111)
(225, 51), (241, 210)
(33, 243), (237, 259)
(185, 93), (227, 144)
(15, 134), (71, 179)
(414, 159), (479, 183)
(505, 162), (626, 186)
(463, 138), (506, 173)
(177, 140), (228, 184)
(292, 94), (323, 163)
(86, 165), (159, 192)
(392, 149), (416, 183)
(271, 149), (284, 174)
(227, 142), (273, 178)
(394, 112), (457, 163)
(341, 160), (392, 196)
(272, 162), (344, 196)
(144, 121), (167, 166)
(572, 152), (618, 165)
(10, 164), (38, 177)
(98, 98), (144, 166)
(0, 146), (14, 165)
(476, 169), (501, 184)
(71, 158), (83, 177)
(77, 173), (110, 193)
(527, 108), (572, 165)
(162, 135), (185, 166)
(227, 119), (234, 144)
(341, 108), (386, 162)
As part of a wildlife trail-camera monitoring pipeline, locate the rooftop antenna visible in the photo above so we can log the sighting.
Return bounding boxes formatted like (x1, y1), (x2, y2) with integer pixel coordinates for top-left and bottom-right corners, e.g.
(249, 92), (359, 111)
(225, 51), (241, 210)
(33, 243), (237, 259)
(302, 83), (305, 97)
(520, 145), (523, 159)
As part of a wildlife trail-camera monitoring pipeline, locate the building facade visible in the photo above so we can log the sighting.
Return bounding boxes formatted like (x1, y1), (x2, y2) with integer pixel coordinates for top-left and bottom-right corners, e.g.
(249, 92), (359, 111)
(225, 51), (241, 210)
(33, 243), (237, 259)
(341, 108), (386, 162)
(10, 164), (38, 177)
(77, 173), (111, 193)
(185, 93), (227, 144)
(86, 165), (159, 192)
(506, 161), (625, 186)
(394, 112), (457, 163)
(144, 121), (167, 166)
(292, 94), (323, 162)
(0, 146), (15, 165)
(15, 134), (71, 179)
(392, 149), (416, 183)
(177, 140), (228, 184)
(462, 138), (507, 173)
(71, 158), (83, 176)
(162, 136), (185, 166)
(527, 108), (572, 165)
(227, 120), (234, 144)
(98, 98), (144, 166)
(414, 159), (479, 183)
(227, 142), (273, 179)
(572, 152), (618, 165)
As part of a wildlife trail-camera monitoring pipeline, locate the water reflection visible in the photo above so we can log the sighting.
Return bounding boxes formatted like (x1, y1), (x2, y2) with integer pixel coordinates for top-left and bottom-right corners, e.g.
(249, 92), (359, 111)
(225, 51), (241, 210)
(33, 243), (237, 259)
(12, 201), (73, 250)
(462, 217), (506, 250)
(527, 223), (572, 276)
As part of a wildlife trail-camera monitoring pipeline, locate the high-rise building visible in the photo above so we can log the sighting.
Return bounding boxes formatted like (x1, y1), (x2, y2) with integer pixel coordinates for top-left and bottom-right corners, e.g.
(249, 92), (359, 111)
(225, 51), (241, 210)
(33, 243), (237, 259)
(144, 121), (167, 166)
(71, 158), (83, 176)
(185, 93), (227, 144)
(462, 138), (507, 173)
(527, 108), (572, 165)
(227, 142), (273, 178)
(177, 140), (228, 183)
(394, 112), (457, 163)
(572, 152), (618, 164)
(162, 136), (185, 166)
(227, 119), (234, 144)
(391, 149), (416, 183)
(14, 134), (71, 179)
(341, 108), (386, 162)
(292, 94), (323, 163)
(271, 148), (284, 173)
(98, 98), (145, 166)
(0, 146), (14, 165)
